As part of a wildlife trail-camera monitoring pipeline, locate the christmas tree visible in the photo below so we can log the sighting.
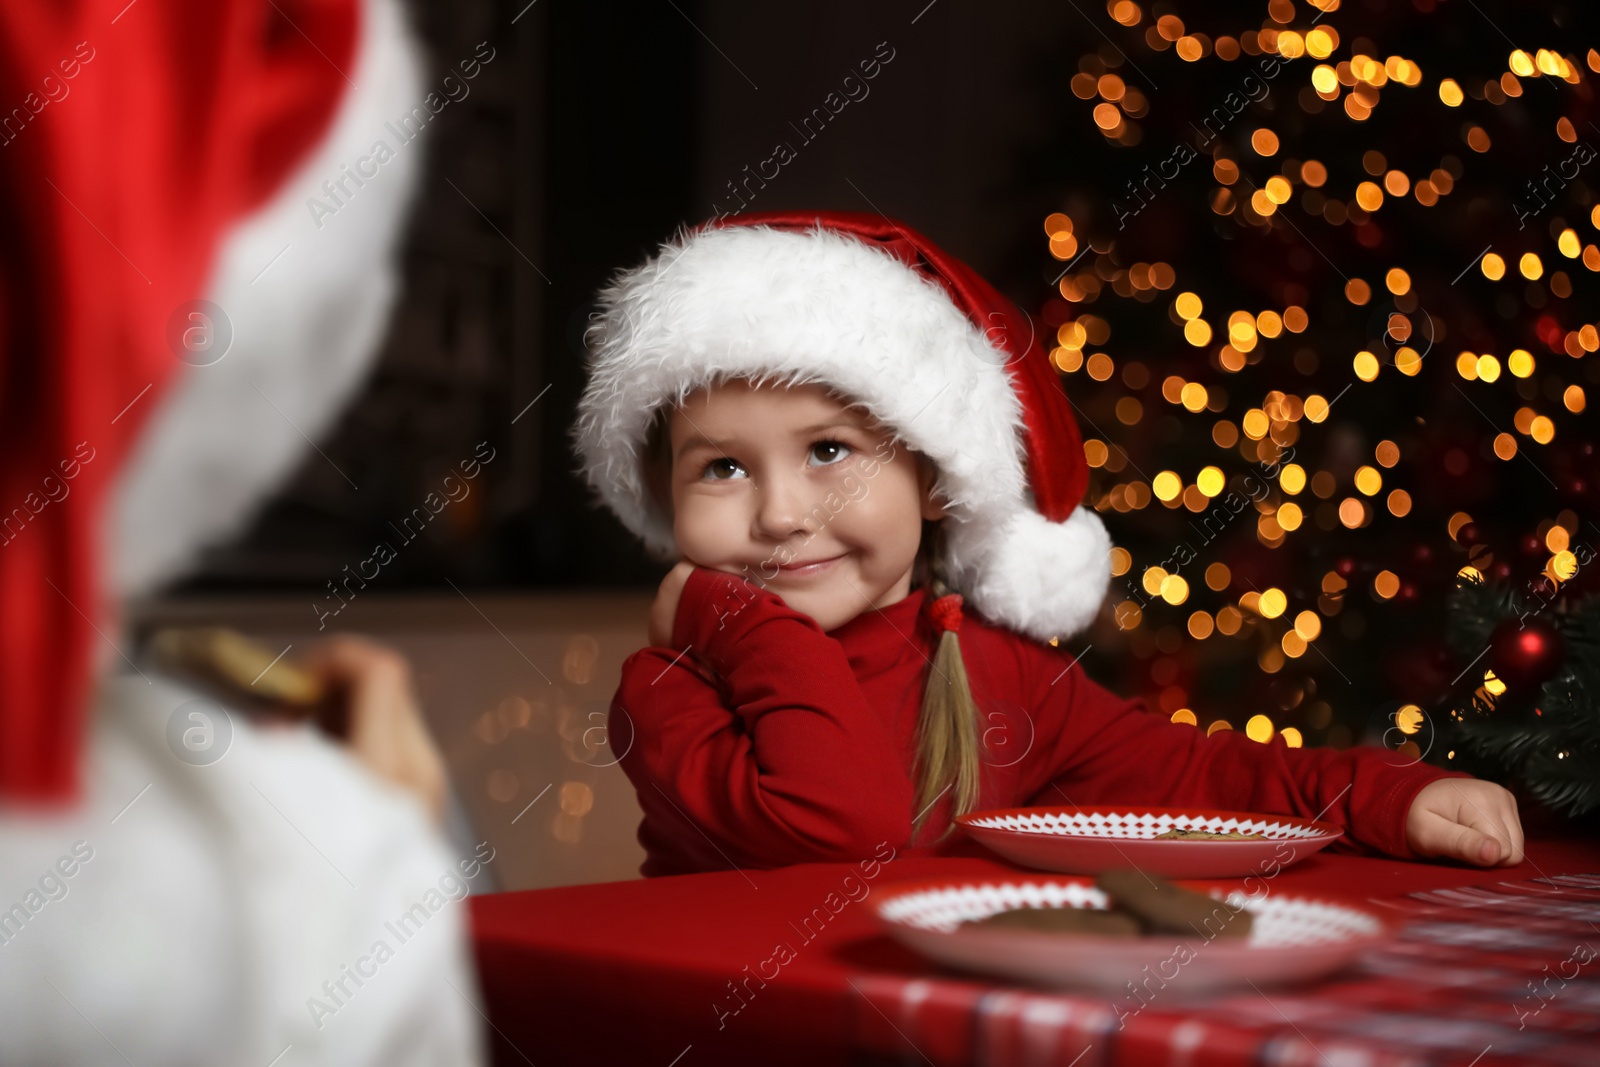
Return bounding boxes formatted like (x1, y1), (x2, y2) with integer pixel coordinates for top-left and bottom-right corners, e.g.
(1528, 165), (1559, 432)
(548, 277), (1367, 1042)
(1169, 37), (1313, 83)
(1031, 0), (1599, 809)
(1445, 574), (1599, 815)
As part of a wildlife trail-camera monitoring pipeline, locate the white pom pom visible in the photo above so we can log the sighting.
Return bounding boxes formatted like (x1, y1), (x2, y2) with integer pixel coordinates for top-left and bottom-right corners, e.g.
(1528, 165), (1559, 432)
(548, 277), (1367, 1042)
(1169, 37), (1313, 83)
(951, 506), (1112, 643)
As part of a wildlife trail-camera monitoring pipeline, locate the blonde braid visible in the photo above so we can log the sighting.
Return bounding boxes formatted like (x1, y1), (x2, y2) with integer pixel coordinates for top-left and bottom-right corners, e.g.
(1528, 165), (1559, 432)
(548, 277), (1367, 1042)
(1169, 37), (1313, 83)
(909, 535), (984, 841)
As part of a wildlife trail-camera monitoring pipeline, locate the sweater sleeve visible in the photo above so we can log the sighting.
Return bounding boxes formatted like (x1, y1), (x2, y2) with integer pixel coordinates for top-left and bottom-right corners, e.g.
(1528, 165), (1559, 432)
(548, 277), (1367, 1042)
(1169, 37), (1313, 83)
(611, 567), (915, 870)
(1019, 646), (1475, 859)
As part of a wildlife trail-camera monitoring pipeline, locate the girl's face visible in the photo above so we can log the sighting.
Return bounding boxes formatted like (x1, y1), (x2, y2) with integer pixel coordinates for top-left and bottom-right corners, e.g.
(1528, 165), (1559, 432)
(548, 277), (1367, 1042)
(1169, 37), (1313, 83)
(666, 379), (945, 633)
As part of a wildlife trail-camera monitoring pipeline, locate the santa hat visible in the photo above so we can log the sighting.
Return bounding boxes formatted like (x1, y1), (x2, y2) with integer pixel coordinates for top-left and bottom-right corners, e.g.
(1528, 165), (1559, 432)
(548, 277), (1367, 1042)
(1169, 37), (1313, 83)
(573, 210), (1111, 643)
(0, 0), (415, 802)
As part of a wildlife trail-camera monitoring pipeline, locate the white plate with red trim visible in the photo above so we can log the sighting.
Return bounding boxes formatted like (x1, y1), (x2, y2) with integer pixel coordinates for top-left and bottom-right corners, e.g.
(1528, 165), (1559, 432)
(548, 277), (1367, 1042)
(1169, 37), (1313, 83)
(875, 875), (1389, 994)
(956, 806), (1343, 878)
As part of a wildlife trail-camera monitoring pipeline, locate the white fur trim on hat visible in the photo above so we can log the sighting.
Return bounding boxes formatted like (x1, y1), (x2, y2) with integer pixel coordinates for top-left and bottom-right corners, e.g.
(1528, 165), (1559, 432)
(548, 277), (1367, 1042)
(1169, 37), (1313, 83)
(572, 221), (1110, 640)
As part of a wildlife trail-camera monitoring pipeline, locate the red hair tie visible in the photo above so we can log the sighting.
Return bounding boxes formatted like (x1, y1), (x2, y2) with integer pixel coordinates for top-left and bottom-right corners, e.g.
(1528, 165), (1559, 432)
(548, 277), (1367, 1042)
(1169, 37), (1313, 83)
(928, 593), (964, 634)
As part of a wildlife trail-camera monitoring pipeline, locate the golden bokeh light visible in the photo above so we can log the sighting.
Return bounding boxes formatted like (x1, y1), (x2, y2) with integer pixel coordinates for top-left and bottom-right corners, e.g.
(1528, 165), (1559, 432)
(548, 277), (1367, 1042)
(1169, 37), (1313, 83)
(1142, 565), (1169, 595)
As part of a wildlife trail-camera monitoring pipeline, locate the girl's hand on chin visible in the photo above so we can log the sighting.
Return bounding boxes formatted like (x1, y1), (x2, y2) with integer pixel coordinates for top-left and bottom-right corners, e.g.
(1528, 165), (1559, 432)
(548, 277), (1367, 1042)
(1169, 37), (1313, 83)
(648, 561), (699, 648)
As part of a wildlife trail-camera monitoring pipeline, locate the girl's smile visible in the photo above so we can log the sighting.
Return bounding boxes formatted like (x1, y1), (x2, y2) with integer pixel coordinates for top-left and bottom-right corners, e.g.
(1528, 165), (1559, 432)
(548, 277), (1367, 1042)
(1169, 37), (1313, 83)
(775, 553), (846, 577)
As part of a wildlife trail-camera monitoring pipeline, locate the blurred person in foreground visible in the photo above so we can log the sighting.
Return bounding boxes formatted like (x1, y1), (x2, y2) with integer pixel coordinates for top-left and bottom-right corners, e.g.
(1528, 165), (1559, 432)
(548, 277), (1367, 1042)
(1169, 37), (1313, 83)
(0, 0), (485, 1062)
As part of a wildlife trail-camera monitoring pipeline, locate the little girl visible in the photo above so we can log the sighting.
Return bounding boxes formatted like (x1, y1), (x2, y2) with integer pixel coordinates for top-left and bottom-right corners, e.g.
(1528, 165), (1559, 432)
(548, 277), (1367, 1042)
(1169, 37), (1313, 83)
(573, 210), (1523, 878)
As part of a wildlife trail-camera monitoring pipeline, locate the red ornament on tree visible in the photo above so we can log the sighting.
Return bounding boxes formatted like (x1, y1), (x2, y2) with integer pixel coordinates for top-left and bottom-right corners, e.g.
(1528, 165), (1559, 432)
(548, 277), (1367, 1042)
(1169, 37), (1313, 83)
(1486, 618), (1565, 691)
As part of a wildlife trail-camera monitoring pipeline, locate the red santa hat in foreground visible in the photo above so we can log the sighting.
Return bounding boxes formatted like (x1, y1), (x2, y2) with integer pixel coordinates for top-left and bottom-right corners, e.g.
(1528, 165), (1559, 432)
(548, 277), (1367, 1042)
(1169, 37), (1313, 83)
(574, 210), (1111, 642)
(2, 3), (485, 1064)
(0, 0), (378, 801)
(0, 0), (427, 805)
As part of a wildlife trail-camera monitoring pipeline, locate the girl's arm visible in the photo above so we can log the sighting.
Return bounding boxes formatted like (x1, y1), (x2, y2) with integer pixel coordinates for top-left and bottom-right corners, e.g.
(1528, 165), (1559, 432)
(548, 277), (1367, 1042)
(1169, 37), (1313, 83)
(1020, 648), (1474, 859)
(613, 567), (915, 869)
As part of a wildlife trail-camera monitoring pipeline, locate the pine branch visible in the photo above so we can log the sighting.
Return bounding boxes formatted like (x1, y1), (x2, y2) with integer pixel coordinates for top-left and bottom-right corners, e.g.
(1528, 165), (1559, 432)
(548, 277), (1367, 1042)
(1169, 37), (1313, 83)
(1443, 575), (1600, 817)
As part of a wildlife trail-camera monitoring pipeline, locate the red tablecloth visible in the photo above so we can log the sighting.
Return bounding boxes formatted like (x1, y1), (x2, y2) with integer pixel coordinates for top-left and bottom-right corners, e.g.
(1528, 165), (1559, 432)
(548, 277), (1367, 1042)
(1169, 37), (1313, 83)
(470, 833), (1600, 1066)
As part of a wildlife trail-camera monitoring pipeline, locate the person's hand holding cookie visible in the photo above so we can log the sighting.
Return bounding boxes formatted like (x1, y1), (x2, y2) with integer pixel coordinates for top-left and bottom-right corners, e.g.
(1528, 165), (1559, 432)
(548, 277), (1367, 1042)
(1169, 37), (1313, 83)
(307, 636), (449, 825)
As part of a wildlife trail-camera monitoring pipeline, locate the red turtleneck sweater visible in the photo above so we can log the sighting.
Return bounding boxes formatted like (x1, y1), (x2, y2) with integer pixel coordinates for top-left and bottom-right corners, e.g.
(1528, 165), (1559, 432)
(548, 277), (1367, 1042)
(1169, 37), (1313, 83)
(611, 568), (1470, 878)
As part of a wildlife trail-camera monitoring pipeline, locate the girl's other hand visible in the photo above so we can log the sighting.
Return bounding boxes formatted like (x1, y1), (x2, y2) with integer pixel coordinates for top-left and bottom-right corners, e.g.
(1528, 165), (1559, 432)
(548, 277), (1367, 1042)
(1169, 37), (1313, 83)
(1404, 778), (1524, 867)
(648, 561), (698, 648)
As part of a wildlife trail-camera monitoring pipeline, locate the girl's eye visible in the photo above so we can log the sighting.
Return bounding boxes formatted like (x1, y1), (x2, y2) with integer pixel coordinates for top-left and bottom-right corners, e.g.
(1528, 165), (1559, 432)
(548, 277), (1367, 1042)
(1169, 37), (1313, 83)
(808, 440), (852, 467)
(702, 457), (747, 481)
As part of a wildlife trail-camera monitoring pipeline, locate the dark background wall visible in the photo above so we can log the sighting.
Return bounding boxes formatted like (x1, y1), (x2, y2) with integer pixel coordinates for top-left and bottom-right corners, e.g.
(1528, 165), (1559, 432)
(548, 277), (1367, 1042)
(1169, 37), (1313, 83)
(174, 0), (1095, 594)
